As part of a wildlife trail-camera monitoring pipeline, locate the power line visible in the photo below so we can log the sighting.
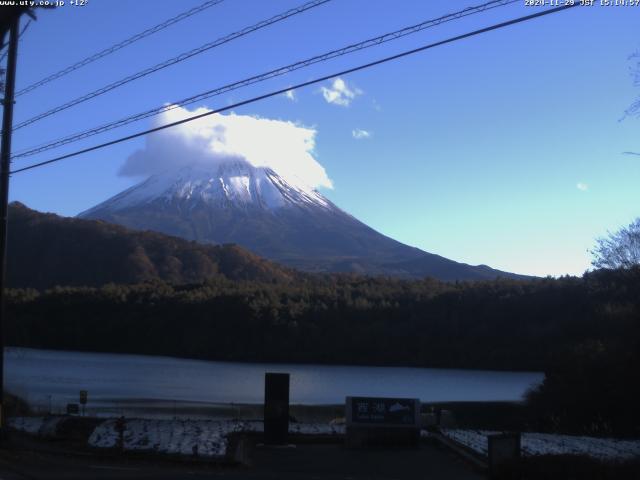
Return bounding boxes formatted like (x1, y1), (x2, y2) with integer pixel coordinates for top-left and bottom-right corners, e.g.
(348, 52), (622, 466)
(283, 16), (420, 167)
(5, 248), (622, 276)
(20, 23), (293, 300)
(13, 0), (519, 160)
(12, 0), (331, 131)
(14, 0), (226, 97)
(11, 3), (578, 176)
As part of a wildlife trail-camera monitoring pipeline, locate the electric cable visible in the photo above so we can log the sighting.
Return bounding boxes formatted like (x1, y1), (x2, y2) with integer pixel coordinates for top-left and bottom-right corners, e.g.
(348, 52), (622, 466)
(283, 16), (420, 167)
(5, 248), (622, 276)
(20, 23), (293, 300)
(11, 4), (579, 175)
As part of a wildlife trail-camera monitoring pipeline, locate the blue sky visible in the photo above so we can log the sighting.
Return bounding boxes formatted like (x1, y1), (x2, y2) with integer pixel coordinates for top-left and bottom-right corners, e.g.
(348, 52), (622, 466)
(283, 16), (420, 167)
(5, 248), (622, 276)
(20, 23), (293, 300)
(4, 0), (639, 277)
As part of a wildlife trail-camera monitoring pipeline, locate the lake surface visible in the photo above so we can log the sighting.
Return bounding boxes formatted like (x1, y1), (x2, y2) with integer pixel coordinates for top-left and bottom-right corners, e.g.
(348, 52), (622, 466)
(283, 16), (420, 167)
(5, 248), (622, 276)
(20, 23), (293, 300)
(6, 348), (543, 415)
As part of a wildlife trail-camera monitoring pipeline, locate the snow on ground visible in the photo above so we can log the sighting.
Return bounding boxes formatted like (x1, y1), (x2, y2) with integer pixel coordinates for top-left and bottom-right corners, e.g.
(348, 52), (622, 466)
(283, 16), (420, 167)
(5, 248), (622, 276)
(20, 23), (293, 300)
(8, 416), (66, 437)
(16, 415), (636, 462)
(8, 416), (45, 434)
(443, 429), (640, 461)
(89, 419), (259, 457)
(88, 418), (346, 458)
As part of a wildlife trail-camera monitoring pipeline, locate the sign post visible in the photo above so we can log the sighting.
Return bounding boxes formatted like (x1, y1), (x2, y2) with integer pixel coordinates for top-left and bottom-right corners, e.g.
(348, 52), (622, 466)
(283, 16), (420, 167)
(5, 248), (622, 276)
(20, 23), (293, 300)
(264, 373), (289, 445)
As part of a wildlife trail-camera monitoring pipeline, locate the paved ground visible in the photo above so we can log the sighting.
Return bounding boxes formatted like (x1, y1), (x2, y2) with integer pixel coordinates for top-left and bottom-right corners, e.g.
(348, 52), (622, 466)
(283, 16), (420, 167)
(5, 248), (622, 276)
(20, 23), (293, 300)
(0, 442), (485, 480)
(248, 443), (485, 480)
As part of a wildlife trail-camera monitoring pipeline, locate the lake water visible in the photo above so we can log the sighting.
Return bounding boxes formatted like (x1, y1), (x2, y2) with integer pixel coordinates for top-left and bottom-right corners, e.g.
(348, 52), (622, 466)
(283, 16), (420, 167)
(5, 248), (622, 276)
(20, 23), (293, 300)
(6, 347), (544, 416)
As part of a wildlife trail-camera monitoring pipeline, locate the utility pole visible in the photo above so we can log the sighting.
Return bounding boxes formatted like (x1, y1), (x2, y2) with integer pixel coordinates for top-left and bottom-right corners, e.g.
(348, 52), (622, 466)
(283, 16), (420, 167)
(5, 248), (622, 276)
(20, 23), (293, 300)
(0, 13), (20, 435)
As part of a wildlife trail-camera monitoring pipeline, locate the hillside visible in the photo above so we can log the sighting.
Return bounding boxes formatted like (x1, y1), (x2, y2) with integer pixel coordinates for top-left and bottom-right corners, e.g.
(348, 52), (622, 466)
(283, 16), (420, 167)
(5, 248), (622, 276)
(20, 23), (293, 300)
(7, 202), (296, 289)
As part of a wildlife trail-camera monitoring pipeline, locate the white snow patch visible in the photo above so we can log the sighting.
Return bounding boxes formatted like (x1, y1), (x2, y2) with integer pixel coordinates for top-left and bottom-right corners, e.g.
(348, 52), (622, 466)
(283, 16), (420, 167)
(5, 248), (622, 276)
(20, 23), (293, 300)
(88, 419), (345, 458)
(8, 416), (46, 434)
(442, 429), (640, 461)
(8, 416), (65, 437)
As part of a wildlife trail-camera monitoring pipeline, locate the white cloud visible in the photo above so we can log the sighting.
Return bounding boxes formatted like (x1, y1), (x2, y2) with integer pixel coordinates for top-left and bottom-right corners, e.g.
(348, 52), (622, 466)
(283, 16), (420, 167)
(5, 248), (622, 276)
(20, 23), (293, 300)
(320, 77), (362, 107)
(119, 105), (332, 190)
(576, 182), (589, 191)
(352, 129), (371, 140)
(283, 89), (297, 101)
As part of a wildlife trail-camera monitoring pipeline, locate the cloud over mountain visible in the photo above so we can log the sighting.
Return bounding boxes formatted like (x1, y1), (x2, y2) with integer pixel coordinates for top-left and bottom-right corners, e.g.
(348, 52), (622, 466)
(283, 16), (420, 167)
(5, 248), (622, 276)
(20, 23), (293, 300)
(119, 106), (332, 190)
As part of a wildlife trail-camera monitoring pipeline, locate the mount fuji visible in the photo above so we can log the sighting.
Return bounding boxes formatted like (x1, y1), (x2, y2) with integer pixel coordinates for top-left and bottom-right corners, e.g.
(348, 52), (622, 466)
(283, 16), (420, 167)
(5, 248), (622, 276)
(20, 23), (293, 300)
(79, 160), (524, 281)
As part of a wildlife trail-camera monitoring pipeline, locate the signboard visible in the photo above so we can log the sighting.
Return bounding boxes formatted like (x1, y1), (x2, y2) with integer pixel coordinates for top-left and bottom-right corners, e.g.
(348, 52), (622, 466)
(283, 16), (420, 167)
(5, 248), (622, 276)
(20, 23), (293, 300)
(66, 403), (79, 415)
(79, 390), (88, 405)
(346, 396), (420, 427)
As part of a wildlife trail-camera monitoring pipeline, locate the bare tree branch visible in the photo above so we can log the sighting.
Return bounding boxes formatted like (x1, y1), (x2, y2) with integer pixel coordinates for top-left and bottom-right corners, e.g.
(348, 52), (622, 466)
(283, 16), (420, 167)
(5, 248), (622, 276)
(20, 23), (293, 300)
(591, 218), (640, 270)
(624, 50), (640, 118)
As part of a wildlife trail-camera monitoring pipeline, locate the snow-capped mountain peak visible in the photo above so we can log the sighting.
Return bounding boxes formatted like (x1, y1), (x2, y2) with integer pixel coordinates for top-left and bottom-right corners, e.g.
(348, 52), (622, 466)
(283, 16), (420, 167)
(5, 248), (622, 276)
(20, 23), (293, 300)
(79, 159), (527, 281)
(80, 160), (332, 217)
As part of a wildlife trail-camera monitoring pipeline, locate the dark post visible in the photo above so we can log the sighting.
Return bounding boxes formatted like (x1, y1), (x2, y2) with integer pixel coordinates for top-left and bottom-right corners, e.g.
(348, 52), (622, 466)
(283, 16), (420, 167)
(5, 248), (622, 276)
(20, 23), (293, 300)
(79, 390), (87, 417)
(0, 14), (20, 434)
(115, 416), (126, 453)
(264, 372), (289, 445)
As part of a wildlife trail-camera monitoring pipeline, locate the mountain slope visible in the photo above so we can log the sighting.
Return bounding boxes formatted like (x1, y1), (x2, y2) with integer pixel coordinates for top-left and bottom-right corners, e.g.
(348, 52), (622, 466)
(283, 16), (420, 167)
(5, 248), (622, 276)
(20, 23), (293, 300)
(7, 202), (296, 289)
(79, 161), (526, 281)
